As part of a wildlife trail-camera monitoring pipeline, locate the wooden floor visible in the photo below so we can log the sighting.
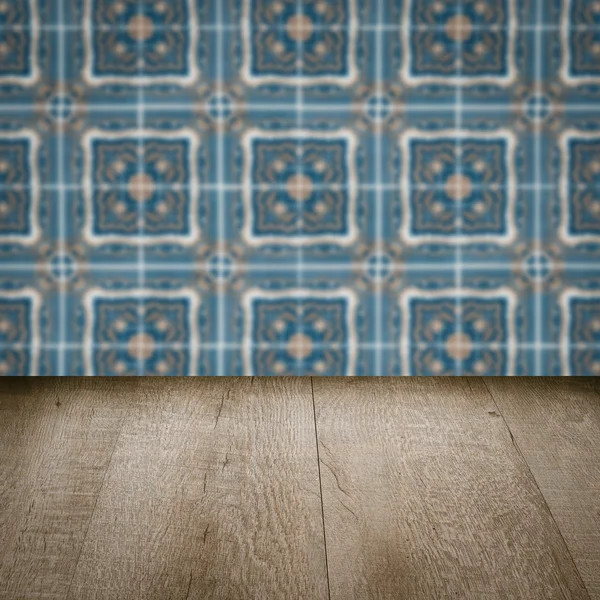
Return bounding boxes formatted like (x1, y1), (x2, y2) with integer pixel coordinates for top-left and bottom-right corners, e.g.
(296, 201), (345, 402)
(0, 378), (599, 600)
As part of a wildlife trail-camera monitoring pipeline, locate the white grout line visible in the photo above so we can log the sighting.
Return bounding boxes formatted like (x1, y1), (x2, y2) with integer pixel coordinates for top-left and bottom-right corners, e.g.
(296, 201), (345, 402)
(453, 0), (465, 376)
(216, 0), (225, 375)
(534, 0), (543, 375)
(295, 0), (305, 376)
(3, 23), (600, 32)
(1, 341), (599, 352)
(1, 261), (599, 273)
(3, 102), (600, 114)
(0, 182), (593, 192)
(56, 0), (66, 375)
(135, 0), (145, 376)
(374, 0), (384, 376)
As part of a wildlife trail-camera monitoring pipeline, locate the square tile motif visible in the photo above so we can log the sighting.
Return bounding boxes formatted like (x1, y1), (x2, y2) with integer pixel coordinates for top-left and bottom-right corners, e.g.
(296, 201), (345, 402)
(83, 0), (198, 84)
(561, 290), (600, 376)
(84, 290), (199, 375)
(0, 0), (39, 84)
(243, 289), (357, 375)
(561, 0), (600, 83)
(400, 289), (516, 376)
(242, 129), (358, 245)
(242, 0), (357, 85)
(0, 0), (598, 375)
(401, 0), (516, 84)
(0, 131), (40, 244)
(0, 290), (40, 376)
(400, 130), (516, 244)
(560, 131), (600, 243)
(83, 129), (200, 244)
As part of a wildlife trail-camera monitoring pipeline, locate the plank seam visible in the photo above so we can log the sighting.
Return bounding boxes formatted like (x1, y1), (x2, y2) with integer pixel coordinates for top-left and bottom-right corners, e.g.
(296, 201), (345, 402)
(479, 377), (592, 600)
(311, 377), (332, 600)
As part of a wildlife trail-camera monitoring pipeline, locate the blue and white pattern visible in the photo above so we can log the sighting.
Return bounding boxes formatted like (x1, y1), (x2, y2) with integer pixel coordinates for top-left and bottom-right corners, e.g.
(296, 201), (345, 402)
(400, 289), (516, 375)
(83, 0), (198, 84)
(0, 0), (39, 84)
(400, 130), (516, 244)
(84, 289), (199, 375)
(402, 0), (516, 84)
(83, 129), (200, 244)
(242, 129), (358, 245)
(0, 0), (599, 375)
(0, 290), (40, 376)
(0, 131), (40, 243)
(560, 131), (600, 243)
(561, 0), (600, 82)
(561, 290), (600, 376)
(242, 0), (357, 85)
(243, 289), (357, 375)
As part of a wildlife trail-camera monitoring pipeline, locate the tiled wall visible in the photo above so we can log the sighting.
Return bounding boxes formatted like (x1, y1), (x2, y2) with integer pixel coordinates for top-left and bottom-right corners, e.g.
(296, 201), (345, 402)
(0, 0), (599, 375)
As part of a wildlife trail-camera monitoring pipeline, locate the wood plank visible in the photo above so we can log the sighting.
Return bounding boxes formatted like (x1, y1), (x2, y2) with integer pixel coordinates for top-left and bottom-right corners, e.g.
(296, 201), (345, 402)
(0, 378), (133, 600)
(313, 377), (590, 600)
(484, 377), (600, 599)
(67, 377), (328, 600)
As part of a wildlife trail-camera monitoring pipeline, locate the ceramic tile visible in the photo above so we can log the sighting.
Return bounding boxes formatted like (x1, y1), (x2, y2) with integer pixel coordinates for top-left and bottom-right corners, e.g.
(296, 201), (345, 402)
(0, 0), (599, 375)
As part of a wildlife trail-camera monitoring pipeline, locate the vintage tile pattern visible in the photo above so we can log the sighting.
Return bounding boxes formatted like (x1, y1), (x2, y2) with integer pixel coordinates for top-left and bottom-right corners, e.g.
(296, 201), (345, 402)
(83, 129), (200, 243)
(400, 130), (516, 243)
(0, 131), (40, 243)
(0, 0), (599, 375)
(242, 0), (357, 85)
(243, 289), (357, 375)
(402, 0), (516, 84)
(85, 289), (199, 375)
(83, 0), (198, 84)
(242, 129), (358, 244)
(401, 289), (516, 376)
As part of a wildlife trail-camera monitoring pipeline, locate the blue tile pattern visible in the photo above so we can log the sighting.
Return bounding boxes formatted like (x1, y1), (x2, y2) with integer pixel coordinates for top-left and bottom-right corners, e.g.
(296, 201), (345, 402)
(406, 0), (513, 81)
(87, 291), (198, 375)
(245, 290), (355, 375)
(84, 130), (199, 242)
(403, 291), (514, 376)
(0, 0), (599, 375)
(243, 0), (355, 84)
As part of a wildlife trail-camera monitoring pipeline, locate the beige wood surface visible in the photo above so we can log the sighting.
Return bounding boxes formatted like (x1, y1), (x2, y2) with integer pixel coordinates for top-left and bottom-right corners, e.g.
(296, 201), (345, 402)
(484, 377), (600, 600)
(312, 377), (590, 600)
(66, 377), (328, 600)
(0, 377), (598, 600)
(0, 378), (133, 600)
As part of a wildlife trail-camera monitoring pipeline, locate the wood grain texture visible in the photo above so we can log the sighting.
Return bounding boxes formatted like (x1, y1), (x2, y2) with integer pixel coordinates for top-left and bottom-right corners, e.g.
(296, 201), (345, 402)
(484, 377), (600, 600)
(312, 377), (590, 600)
(66, 377), (328, 600)
(0, 378), (133, 600)
(1, 377), (598, 600)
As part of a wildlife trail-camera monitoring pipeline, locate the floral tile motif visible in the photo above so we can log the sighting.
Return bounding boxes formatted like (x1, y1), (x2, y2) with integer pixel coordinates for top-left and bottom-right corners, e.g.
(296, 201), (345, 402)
(402, 0), (516, 84)
(242, 129), (357, 245)
(243, 289), (357, 375)
(561, 290), (600, 376)
(0, 290), (40, 376)
(83, 0), (197, 84)
(561, 0), (600, 82)
(401, 130), (516, 244)
(560, 131), (600, 243)
(84, 290), (199, 375)
(242, 0), (357, 85)
(0, 0), (599, 375)
(83, 129), (200, 244)
(0, 0), (39, 85)
(401, 289), (516, 376)
(0, 131), (40, 244)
